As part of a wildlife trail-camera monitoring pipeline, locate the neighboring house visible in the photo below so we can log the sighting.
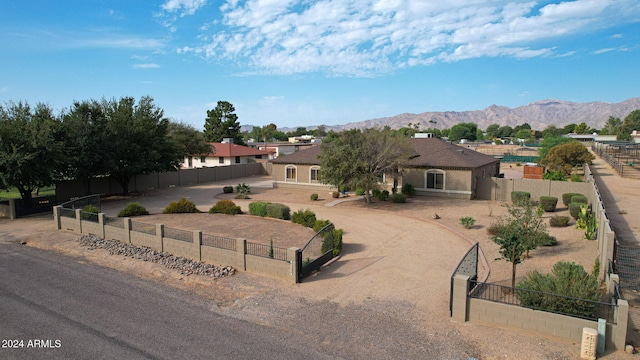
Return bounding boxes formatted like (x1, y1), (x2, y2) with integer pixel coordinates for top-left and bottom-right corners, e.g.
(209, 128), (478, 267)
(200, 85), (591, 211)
(182, 141), (269, 169)
(248, 141), (318, 159)
(270, 138), (500, 199)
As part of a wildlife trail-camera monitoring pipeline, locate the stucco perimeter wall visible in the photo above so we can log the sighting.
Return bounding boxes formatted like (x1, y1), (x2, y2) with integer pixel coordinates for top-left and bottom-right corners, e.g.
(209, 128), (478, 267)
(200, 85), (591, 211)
(477, 177), (593, 203)
(54, 208), (299, 284)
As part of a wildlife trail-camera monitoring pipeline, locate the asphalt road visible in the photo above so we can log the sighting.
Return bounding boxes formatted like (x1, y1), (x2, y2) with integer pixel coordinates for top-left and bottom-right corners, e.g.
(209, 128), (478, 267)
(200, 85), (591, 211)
(0, 243), (334, 360)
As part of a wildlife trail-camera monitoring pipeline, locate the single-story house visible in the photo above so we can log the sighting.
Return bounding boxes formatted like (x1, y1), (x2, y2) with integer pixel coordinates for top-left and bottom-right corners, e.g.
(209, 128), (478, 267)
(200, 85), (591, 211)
(269, 138), (500, 199)
(182, 141), (270, 169)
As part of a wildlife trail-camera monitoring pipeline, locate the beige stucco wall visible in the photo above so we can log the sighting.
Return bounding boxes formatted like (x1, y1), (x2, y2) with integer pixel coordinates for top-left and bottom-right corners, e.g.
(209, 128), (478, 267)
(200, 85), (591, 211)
(271, 163), (321, 185)
(183, 155), (262, 169)
(402, 168), (474, 199)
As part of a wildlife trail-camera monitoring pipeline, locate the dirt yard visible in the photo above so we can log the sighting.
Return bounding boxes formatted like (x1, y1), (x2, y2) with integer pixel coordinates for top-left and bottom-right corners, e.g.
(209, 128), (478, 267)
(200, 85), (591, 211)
(2, 157), (638, 359)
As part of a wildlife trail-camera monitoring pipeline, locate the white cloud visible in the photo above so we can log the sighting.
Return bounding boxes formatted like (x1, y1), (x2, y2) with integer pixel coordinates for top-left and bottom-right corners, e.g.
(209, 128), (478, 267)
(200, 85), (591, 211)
(161, 0), (208, 16)
(0, 86), (9, 93)
(178, 0), (640, 76)
(132, 63), (161, 69)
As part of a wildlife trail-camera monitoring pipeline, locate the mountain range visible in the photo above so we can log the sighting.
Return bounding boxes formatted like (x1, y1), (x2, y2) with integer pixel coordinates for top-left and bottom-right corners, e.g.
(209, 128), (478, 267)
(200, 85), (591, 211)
(268, 97), (640, 133)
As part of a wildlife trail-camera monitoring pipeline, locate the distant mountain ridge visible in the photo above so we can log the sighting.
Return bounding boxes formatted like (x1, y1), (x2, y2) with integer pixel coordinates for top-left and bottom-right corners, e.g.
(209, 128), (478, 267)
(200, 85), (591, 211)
(268, 97), (640, 133)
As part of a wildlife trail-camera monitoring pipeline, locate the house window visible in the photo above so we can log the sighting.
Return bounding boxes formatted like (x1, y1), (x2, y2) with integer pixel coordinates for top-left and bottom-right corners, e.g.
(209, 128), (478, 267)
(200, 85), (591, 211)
(286, 165), (297, 181)
(425, 170), (445, 190)
(235, 156), (241, 164)
(201, 156), (206, 163)
(310, 167), (320, 182)
(255, 155), (262, 159)
(218, 157), (224, 164)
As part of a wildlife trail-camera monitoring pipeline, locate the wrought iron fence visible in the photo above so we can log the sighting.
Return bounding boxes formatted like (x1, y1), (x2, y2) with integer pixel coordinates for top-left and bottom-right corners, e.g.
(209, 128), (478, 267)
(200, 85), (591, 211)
(163, 227), (193, 243)
(469, 280), (617, 323)
(130, 221), (156, 236)
(300, 223), (335, 261)
(58, 207), (77, 218)
(450, 242), (479, 316)
(60, 194), (101, 211)
(201, 234), (236, 251)
(104, 216), (124, 228)
(246, 241), (288, 261)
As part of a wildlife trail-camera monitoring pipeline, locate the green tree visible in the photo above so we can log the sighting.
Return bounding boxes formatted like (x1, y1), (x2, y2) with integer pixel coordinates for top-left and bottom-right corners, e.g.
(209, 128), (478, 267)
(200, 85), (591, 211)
(167, 121), (212, 158)
(619, 109), (640, 136)
(491, 199), (549, 288)
(514, 128), (533, 141)
(0, 101), (66, 206)
(572, 122), (592, 135)
(495, 125), (513, 138)
(537, 136), (574, 160)
(319, 129), (413, 204)
(448, 122), (477, 142)
(102, 96), (181, 195)
(203, 101), (244, 145)
(485, 123), (500, 138)
(562, 123), (577, 134)
(540, 142), (595, 175)
(541, 125), (562, 138)
(599, 116), (622, 135)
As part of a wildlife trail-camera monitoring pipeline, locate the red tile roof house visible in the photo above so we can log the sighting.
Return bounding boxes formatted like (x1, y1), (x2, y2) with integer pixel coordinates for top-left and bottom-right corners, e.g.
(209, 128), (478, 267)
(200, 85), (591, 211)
(181, 142), (270, 169)
(269, 138), (501, 199)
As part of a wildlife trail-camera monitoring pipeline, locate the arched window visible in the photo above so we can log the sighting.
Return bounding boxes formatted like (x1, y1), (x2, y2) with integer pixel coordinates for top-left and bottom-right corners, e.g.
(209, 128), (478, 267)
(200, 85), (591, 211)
(285, 165), (297, 182)
(310, 166), (320, 183)
(425, 170), (445, 190)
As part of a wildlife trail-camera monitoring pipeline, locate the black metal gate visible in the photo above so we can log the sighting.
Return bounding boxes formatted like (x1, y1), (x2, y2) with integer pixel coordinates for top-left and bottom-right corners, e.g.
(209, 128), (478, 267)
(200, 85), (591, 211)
(450, 242), (479, 316)
(296, 223), (335, 283)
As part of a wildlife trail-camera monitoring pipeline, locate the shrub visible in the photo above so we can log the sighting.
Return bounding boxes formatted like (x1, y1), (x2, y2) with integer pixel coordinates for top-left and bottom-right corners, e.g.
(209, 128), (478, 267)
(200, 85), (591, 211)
(540, 234), (558, 246)
(372, 189), (381, 198)
(569, 203), (583, 220)
(486, 223), (502, 236)
(539, 196), (558, 212)
(313, 219), (331, 232)
(516, 261), (602, 318)
(235, 183), (251, 199)
(459, 216), (476, 229)
(401, 184), (416, 197)
(511, 191), (530, 205)
(549, 215), (570, 227)
(292, 209), (316, 228)
(332, 191), (340, 198)
(592, 257), (601, 279)
(265, 203), (290, 220)
(562, 192), (583, 206)
(208, 200), (241, 215)
(222, 186), (233, 194)
(392, 193), (407, 203)
(249, 201), (270, 217)
(570, 174), (583, 182)
(117, 202), (149, 217)
(82, 204), (99, 214)
(543, 170), (566, 181)
(310, 193), (318, 201)
(570, 195), (588, 205)
(376, 190), (389, 201)
(332, 228), (343, 257)
(355, 187), (365, 196)
(163, 197), (200, 214)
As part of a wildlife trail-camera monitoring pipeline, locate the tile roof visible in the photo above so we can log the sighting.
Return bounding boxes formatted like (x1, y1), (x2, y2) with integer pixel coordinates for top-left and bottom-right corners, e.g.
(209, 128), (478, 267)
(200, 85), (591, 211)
(270, 139), (498, 169)
(205, 142), (269, 157)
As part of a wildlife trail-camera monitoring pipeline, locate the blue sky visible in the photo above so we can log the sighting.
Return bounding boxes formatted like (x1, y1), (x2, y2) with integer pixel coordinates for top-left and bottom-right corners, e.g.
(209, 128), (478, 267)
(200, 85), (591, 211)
(1, 0), (639, 129)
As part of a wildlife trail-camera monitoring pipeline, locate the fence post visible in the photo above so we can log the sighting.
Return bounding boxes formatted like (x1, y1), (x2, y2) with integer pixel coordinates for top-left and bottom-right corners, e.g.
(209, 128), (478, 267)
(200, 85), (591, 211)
(75, 209), (82, 234)
(156, 224), (164, 252)
(451, 274), (470, 322)
(124, 218), (132, 244)
(98, 213), (105, 239)
(614, 299), (629, 350)
(193, 230), (202, 261)
(288, 247), (300, 284)
(236, 238), (246, 271)
(53, 206), (62, 230)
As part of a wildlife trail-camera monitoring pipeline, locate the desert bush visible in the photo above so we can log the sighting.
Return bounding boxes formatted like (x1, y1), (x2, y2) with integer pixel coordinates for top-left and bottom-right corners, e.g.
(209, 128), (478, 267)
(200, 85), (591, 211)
(332, 228), (343, 257)
(355, 187), (365, 196)
(511, 191), (530, 205)
(163, 197), (200, 214)
(486, 223), (502, 236)
(376, 190), (389, 201)
(310, 193), (319, 201)
(562, 192), (583, 206)
(313, 219), (331, 232)
(392, 193), (407, 203)
(592, 257), (600, 279)
(292, 209), (316, 228)
(516, 261), (601, 318)
(265, 203), (290, 220)
(117, 202), (149, 217)
(249, 201), (270, 217)
(401, 184), (416, 197)
(208, 200), (241, 215)
(570, 174), (583, 182)
(549, 215), (570, 227)
(540, 234), (558, 246)
(235, 183), (251, 199)
(459, 216), (476, 229)
(332, 191), (340, 198)
(222, 186), (233, 194)
(570, 195), (588, 205)
(543, 170), (566, 181)
(82, 204), (99, 214)
(539, 196), (558, 212)
(569, 203), (583, 220)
